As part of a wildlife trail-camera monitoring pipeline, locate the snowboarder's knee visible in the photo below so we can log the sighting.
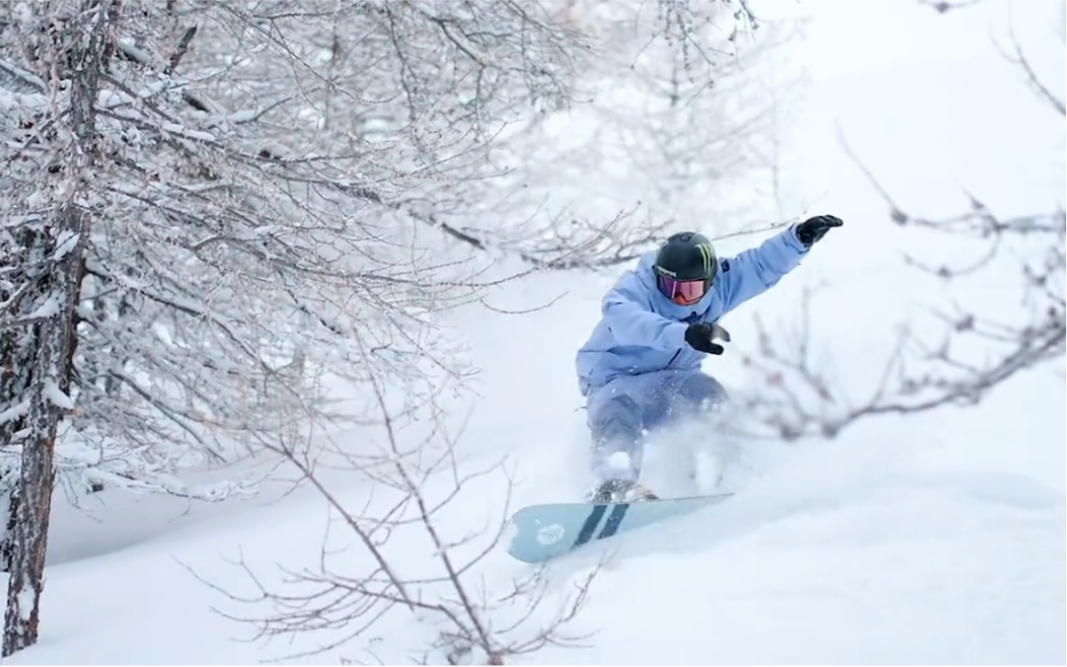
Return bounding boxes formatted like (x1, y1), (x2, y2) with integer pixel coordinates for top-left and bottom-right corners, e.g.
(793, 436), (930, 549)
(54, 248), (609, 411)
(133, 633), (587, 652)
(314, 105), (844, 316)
(677, 372), (728, 405)
(588, 392), (641, 434)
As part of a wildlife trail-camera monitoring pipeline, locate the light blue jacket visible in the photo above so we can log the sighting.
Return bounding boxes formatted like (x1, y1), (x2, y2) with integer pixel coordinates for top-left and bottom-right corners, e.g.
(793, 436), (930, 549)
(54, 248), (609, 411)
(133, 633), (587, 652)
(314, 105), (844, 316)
(575, 226), (809, 396)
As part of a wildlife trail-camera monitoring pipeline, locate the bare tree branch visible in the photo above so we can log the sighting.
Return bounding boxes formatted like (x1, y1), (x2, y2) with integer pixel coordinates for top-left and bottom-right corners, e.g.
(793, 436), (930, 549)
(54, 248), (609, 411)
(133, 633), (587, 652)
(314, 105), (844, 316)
(735, 11), (1064, 441)
(187, 332), (599, 663)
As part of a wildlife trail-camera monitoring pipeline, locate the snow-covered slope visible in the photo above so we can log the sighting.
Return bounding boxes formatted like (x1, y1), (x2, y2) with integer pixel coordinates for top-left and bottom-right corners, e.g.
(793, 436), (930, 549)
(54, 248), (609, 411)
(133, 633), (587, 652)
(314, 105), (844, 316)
(9, 0), (1066, 664)
(16, 266), (1066, 665)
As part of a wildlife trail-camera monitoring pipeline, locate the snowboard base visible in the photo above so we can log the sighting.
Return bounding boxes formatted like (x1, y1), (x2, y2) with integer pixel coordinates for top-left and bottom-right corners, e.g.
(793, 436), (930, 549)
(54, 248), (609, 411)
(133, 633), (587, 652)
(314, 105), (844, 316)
(505, 493), (732, 563)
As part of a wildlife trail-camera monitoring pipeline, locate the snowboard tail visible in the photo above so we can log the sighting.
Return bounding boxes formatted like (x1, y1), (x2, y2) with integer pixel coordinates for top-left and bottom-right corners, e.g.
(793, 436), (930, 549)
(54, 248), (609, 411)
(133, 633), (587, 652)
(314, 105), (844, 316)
(505, 493), (732, 563)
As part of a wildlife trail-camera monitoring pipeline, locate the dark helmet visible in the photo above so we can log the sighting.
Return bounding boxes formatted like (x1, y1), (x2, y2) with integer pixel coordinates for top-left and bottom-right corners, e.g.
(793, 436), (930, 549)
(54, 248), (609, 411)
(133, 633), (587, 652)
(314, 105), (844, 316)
(654, 231), (718, 281)
(652, 232), (718, 304)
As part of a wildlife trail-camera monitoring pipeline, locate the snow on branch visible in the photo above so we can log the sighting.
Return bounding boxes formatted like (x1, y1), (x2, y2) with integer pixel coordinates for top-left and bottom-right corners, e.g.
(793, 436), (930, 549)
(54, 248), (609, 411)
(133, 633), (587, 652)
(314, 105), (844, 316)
(0, 0), (599, 506)
(441, 0), (801, 270)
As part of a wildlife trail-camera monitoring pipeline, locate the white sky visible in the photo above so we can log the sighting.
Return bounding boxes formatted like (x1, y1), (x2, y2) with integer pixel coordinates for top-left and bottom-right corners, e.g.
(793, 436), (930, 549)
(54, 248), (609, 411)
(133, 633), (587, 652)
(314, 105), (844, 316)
(754, 0), (1064, 211)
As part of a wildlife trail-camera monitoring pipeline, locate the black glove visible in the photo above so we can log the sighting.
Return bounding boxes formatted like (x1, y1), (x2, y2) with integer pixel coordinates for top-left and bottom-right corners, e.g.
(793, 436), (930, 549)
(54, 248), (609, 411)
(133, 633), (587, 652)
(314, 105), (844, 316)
(684, 322), (731, 355)
(795, 215), (843, 247)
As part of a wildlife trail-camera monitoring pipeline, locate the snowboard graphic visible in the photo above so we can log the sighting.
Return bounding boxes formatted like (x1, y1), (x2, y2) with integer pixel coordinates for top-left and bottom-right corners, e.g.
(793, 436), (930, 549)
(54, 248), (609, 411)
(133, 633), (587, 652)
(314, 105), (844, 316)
(505, 493), (732, 563)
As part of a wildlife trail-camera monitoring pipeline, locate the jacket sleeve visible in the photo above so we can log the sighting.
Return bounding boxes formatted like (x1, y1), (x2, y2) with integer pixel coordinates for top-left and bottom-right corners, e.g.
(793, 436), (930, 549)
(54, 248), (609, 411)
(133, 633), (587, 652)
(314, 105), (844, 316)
(716, 225), (808, 315)
(601, 273), (688, 351)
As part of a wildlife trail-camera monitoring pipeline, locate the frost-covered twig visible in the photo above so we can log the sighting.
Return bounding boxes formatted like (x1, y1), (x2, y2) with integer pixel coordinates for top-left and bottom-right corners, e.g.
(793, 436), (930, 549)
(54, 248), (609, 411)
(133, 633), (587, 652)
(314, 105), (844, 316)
(190, 332), (597, 664)
(448, 0), (800, 270)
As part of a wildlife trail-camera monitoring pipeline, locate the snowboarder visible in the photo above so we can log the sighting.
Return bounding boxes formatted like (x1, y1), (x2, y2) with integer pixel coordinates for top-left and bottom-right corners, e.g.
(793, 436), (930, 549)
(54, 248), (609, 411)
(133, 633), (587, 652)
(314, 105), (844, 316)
(575, 215), (843, 503)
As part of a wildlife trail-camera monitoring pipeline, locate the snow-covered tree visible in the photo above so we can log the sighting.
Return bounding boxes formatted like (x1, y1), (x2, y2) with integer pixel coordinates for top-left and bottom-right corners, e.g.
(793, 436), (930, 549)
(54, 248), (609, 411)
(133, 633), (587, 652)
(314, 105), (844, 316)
(0, 0), (588, 654)
(427, 0), (803, 269)
(0, 0), (107, 652)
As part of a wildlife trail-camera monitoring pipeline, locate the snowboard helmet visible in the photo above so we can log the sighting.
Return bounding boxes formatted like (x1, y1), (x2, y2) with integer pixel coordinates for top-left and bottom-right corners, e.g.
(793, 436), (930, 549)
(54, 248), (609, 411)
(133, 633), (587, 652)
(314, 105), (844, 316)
(652, 231), (718, 306)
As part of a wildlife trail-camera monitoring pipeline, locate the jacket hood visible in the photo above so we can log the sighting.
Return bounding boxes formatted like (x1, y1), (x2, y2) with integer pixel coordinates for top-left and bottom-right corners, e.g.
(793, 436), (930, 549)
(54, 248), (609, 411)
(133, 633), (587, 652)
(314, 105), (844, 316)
(635, 251), (711, 320)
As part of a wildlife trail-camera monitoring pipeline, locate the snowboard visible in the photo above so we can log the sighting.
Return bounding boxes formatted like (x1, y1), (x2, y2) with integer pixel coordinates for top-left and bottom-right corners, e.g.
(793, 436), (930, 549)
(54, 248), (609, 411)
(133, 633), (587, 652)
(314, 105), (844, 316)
(505, 492), (733, 564)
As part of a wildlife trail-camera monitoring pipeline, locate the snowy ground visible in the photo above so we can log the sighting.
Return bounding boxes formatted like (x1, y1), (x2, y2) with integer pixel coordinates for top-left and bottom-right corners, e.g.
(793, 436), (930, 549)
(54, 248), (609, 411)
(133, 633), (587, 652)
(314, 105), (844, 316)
(9, 0), (1066, 664)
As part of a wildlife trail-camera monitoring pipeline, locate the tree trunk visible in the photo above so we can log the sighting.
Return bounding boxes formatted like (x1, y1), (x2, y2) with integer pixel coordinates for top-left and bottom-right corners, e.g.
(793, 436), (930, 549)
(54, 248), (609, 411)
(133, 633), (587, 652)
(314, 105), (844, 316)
(1, 208), (88, 657)
(0, 269), (37, 577)
(1, 486), (19, 574)
(1, 0), (111, 655)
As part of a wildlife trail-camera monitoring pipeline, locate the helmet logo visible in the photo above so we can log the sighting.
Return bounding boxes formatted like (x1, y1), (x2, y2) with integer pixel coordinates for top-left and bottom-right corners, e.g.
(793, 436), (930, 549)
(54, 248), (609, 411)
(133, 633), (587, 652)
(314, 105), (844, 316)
(696, 243), (713, 277)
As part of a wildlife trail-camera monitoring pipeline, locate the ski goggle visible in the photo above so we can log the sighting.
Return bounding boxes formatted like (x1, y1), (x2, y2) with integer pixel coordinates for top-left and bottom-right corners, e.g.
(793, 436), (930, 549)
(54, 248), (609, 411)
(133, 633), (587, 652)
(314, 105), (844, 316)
(656, 274), (708, 306)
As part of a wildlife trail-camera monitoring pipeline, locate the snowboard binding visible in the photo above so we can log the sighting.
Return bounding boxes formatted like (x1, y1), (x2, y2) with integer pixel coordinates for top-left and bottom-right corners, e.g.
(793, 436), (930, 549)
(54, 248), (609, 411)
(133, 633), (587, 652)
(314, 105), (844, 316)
(587, 479), (659, 504)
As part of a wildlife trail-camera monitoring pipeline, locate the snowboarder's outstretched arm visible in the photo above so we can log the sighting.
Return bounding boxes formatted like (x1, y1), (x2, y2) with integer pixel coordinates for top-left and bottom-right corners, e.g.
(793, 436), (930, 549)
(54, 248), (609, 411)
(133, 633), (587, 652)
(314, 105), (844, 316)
(714, 225), (809, 315)
(600, 277), (687, 351)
